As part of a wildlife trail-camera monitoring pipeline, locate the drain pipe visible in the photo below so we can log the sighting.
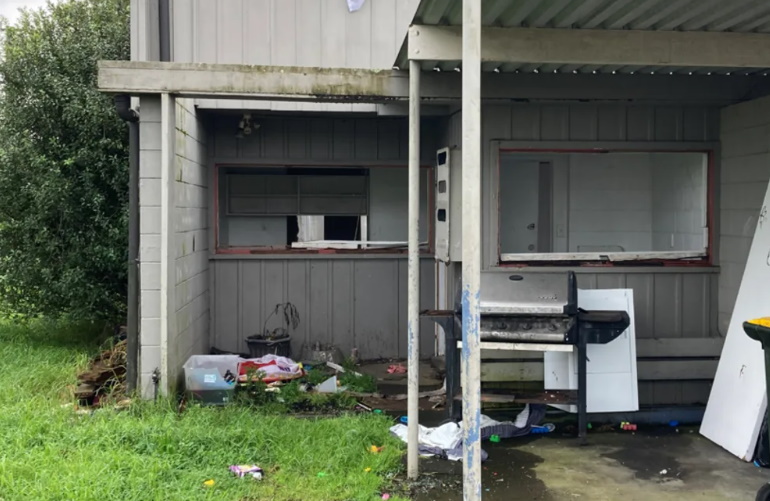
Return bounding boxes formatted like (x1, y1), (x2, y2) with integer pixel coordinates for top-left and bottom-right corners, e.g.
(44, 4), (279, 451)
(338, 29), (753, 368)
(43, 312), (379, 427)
(115, 94), (140, 395)
(159, 0), (171, 62)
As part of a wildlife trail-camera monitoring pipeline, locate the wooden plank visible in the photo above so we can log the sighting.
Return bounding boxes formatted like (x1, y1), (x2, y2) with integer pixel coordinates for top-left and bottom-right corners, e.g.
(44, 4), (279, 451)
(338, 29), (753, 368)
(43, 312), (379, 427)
(636, 337), (724, 358)
(638, 359), (717, 380)
(478, 358), (718, 382)
(408, 25), (770, 68)
(499, 251), (706, 261)
(458, 341), (573, 352)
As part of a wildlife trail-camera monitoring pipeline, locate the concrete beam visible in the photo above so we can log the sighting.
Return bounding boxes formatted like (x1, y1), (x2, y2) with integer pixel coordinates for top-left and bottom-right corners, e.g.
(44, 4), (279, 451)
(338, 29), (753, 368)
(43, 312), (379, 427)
(98, 61), (770, 104)
(98, 61), (405, 101)
(408, 25), (770, 68)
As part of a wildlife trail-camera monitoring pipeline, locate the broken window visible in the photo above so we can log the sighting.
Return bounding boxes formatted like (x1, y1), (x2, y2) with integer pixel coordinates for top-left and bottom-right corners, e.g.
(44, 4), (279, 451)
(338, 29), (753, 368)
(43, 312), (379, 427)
(217, 166), (430, 251)
(498, 151), (709, 263)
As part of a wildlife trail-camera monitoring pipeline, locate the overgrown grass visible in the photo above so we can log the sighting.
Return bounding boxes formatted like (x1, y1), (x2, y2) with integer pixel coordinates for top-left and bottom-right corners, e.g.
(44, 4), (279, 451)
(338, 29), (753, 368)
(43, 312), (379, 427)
(0, 320), (407, 500)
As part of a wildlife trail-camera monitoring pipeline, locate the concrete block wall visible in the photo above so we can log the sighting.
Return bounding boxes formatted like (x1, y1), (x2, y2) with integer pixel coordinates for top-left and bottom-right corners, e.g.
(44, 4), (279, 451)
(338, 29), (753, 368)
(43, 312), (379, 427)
(719, 96), (770, 334)
(170, 98), (209, 386)
(138, 96), (162, 397)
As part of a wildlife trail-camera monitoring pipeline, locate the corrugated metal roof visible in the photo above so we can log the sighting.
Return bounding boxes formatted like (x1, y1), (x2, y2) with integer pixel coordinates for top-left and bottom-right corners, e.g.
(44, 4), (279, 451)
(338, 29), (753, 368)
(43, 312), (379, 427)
(395, 0), (770, 74)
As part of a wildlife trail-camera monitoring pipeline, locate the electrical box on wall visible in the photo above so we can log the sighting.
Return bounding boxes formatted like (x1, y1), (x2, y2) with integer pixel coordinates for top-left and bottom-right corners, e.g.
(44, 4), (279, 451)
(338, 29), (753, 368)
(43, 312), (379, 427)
(434, 147), (462, 263)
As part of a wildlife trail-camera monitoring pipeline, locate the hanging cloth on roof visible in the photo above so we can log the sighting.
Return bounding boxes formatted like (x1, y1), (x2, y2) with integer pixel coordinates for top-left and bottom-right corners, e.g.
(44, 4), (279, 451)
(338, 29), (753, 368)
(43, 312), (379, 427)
(347, 0), (365, 13)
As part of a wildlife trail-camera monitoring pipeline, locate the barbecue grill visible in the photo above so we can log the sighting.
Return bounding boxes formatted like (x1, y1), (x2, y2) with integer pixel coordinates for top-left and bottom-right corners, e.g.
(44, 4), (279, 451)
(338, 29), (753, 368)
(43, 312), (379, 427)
(424, 271), (630, 442)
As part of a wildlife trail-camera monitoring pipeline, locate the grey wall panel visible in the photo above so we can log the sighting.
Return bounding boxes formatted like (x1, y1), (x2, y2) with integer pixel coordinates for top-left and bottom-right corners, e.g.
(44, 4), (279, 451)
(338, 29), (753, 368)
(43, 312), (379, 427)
(575, 272), (715, 339)
(171, 0), (418, 68)
(354, 260), (399, 357)
(131, 0), (159, 62)
(169, 0), (420, 111)
(213, 260), (240, 352)
(211, 258), (436, 359)
(211, 115), (438, 165)
(719, 96), (770, 335)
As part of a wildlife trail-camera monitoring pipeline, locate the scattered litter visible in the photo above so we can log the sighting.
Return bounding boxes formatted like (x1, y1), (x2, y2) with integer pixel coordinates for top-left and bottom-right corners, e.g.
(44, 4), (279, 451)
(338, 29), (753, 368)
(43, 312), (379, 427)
(386, 364), (407, 374)
(370, 445), (383, 454)
(390, 405), (547, 462)
(229, 465), (264, 480)
(317, 375), (345, 393)
(355, 402), (373, 412)
(659, 469), (668, 475)
(381, 494), (390, 500)
(399, 416), (408, 424)
(60, 403), (74, 409)
(326, 361), (362, 377)
(669, 420), (679, 427)
(530, 423), (556, 435)
(373, 409), (383, 414)
(203, 479), (215, 487)
(587, 423), (593, 430)
(364, 467), (372, 472)
(75, 339), (127, 405)
(490, 435), (501, 443)
(238, 354), (304, 384)
(620, 422), (637, 431)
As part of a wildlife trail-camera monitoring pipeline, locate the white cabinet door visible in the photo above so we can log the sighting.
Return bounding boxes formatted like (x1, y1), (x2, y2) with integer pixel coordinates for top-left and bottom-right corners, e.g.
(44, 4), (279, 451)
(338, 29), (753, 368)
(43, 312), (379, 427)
(701, 190), (770, 460)
(544, 289), (639, 413)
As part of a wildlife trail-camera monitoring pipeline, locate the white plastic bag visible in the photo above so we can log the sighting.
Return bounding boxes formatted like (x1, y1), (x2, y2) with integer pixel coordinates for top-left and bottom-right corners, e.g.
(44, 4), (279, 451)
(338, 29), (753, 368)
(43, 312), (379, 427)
(347, 0), (365, 13)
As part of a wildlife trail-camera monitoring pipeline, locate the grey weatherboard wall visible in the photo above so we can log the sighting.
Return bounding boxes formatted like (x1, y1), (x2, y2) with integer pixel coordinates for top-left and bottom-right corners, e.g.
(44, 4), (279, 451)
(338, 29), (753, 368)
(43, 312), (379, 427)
(168, 0), (420, 111)
(441, 102), (722, 406)
(209, 114), (440, 360)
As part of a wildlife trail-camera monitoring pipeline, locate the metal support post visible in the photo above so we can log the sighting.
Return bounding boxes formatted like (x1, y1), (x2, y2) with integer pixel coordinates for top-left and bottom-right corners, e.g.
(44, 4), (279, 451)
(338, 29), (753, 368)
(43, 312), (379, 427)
(407, 58), (421, 480)
(462, 0), (482, 500)
(578, 333), (588, 445)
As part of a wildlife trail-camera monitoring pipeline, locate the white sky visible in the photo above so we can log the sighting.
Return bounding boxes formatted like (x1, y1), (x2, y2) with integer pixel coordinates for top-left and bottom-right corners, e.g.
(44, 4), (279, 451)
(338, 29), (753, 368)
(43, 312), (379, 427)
(1, 0), (51, 25)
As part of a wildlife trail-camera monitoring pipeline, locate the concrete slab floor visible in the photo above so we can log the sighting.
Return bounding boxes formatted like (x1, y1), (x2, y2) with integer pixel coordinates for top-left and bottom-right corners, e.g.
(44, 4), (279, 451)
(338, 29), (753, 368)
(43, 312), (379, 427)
(411, 428), (769, 501)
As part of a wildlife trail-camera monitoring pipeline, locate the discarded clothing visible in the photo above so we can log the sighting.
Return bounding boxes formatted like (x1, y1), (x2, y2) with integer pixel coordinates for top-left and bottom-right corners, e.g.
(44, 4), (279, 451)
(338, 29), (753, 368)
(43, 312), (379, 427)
(237, 355), (304, 383)
(389, 404), (547, 462)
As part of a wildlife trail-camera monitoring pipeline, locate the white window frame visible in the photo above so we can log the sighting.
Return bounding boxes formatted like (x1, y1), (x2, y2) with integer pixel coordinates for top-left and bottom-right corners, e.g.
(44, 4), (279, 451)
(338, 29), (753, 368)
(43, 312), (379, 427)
(490, 141), (716, 267)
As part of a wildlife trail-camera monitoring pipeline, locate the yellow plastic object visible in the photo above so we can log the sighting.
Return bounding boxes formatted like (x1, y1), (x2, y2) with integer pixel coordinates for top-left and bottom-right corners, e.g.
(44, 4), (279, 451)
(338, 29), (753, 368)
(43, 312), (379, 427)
(748, 317), (770, 328)
(203, 479), (215, 487)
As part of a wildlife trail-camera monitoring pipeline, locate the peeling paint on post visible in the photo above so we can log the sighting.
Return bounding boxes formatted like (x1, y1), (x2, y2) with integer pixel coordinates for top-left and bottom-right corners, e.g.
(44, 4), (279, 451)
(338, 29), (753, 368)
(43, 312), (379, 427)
(462, 1), (482, 500)
(407, 59), (421, 480)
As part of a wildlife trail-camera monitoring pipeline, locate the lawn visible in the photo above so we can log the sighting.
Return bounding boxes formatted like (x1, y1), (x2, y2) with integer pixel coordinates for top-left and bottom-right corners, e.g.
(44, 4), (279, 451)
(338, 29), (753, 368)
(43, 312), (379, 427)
(0, 320), (407, 501)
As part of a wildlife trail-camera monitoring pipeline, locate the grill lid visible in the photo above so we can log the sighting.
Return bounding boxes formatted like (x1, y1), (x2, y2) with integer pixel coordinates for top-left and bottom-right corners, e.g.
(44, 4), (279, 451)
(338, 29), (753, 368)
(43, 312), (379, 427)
(474, 272), (577, 316)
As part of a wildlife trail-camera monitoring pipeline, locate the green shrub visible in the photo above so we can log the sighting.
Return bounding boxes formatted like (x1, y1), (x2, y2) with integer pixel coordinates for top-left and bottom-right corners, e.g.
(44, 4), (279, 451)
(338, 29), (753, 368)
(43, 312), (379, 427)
(0, 0), (130, 320)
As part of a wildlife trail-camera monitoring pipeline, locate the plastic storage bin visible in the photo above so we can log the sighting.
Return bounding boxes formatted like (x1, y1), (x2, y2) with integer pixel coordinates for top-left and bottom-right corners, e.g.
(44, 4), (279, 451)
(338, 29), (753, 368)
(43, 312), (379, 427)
(183, 354), (242, 405)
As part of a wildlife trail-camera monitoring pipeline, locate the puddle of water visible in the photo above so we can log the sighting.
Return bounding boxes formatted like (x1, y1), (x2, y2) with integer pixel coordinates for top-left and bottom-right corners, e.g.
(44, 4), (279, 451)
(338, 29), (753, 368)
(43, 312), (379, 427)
(411, 443), (553, 501)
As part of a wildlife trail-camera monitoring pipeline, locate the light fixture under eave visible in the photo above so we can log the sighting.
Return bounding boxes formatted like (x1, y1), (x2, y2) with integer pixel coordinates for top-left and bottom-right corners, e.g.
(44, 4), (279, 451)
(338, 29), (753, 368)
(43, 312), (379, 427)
(236, 113), (259, 138)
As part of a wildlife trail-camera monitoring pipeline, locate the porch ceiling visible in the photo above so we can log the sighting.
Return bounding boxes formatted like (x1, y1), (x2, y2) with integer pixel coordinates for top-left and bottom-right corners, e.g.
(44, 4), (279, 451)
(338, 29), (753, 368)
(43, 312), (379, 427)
(395, 0), (770, 75)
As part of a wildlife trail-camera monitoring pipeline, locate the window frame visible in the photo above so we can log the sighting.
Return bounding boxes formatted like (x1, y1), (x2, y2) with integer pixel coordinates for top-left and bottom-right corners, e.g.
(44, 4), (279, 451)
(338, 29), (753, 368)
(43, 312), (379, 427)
(491, 141), (716, 268)
(213, 162), (434, 255)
